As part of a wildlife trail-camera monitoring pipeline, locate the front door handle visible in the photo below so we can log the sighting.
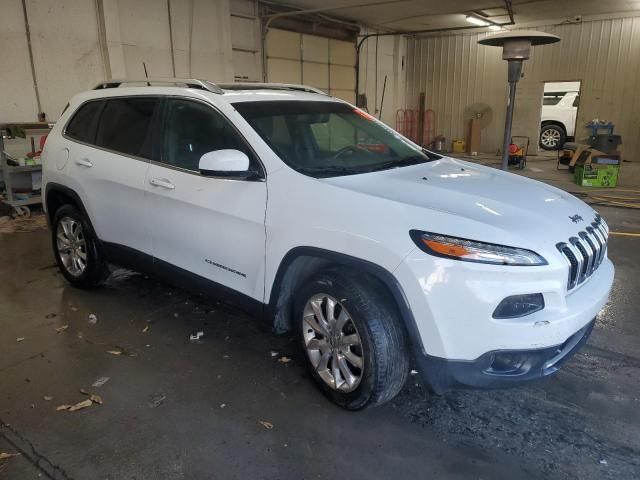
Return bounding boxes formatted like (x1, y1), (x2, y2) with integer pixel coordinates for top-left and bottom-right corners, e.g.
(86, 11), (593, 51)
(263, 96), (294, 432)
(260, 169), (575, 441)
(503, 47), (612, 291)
(149, 177), (175, 190)
(75, 158), (93, 167)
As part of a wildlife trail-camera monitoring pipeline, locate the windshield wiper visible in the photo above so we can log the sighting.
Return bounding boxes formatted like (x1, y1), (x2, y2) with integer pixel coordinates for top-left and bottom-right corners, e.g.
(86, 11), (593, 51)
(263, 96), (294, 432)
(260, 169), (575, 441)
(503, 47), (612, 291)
(366, 155), (434, 173)
(297, 165), (363, 177)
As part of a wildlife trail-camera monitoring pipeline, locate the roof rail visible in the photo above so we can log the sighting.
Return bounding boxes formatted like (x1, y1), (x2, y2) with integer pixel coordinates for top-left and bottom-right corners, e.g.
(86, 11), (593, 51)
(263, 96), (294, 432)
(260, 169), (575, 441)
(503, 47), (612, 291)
(217, 82), (328, 95)
(93, 78), (224, 94)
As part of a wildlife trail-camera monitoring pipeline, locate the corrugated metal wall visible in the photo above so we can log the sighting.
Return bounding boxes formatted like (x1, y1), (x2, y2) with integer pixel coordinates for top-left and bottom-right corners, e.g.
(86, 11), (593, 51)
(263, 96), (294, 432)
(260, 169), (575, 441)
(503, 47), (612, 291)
(405, 16), (640, 158)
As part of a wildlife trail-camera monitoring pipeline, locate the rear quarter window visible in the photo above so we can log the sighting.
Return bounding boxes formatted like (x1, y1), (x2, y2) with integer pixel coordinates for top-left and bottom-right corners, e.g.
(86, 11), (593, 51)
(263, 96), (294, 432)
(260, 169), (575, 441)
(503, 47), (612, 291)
(65, 100), (104, 144)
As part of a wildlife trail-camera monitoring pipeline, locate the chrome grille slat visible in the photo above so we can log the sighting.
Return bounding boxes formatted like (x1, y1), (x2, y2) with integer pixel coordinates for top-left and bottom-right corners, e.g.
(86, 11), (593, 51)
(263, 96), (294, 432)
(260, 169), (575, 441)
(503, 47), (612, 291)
(556, 216), (608, 292)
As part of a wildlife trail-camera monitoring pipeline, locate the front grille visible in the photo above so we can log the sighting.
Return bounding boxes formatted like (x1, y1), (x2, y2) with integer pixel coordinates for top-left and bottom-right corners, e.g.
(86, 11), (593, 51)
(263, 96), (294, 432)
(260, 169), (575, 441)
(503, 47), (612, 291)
(556, 215), (609, 291)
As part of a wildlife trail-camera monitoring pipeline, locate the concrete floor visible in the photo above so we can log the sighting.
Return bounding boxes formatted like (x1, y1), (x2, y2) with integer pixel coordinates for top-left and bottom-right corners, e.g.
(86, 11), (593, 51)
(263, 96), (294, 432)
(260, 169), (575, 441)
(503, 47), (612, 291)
(1, 157), (639, 480)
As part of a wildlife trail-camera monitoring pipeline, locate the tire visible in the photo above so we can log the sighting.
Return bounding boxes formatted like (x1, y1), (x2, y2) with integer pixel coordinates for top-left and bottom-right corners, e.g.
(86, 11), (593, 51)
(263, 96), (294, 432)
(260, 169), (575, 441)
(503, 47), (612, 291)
(539, 124), (566, 150)
(51, 204), (109, 288)
(294, 268), (410, 410)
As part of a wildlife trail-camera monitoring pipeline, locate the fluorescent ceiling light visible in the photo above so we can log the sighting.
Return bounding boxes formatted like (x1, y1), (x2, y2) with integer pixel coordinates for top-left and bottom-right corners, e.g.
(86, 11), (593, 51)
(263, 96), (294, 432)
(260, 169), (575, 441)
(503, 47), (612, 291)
(488, 25), (502, 31)
(466, 15), (489, 26)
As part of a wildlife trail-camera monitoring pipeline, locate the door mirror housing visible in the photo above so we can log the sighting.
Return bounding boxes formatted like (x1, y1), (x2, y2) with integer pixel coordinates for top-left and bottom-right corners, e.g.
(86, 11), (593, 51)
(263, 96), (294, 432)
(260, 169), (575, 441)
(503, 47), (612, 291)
(199, 149), (259, 179)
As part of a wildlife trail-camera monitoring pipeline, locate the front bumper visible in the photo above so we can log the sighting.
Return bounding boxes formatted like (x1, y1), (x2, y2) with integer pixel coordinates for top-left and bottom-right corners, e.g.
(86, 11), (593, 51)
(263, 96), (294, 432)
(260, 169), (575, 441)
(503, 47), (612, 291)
(414, 318), (594, 393)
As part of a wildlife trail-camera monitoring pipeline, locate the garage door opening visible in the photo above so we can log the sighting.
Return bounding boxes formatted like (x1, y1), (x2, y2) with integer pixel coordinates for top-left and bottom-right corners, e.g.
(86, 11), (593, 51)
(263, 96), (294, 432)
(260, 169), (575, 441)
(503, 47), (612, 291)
(539, 81), (581, 151)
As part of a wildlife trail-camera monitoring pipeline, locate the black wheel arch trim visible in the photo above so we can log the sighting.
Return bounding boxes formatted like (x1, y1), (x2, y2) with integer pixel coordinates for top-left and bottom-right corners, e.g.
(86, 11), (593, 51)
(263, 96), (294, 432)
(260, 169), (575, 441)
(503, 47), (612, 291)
(268, 246), (426, 354)
(44, 183), (98, 237)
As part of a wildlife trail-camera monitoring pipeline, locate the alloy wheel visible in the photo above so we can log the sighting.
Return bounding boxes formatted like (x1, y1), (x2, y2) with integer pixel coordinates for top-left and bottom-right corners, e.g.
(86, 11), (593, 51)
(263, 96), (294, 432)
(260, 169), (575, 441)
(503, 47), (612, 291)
(302, 294), (364, 392)
(56, 217), (87, 277)
(541, 128), (561, 148)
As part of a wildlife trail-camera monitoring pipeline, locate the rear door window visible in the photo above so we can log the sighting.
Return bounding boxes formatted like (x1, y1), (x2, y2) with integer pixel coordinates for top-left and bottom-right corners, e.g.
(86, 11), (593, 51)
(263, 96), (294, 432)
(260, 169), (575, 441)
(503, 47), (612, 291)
(65, 100), (104, 144)
(95, 97), (161, 159)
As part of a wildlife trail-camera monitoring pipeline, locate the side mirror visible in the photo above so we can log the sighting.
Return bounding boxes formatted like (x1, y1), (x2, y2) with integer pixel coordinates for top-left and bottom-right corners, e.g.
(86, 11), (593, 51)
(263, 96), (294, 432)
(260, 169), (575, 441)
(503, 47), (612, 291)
(199, 149), (258, 179)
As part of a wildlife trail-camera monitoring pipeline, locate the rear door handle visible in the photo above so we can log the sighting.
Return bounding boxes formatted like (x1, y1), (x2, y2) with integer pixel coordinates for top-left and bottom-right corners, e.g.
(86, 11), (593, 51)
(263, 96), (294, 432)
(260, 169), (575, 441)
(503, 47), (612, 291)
(75, 158), (93, 167)
(149, 177), (175, 190)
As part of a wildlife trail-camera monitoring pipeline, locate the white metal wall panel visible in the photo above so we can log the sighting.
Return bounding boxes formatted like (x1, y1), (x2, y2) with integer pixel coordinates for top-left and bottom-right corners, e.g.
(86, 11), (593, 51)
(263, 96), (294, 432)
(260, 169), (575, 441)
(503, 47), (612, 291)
(230, 0), (261, 82)
(406, 17), (640, 158)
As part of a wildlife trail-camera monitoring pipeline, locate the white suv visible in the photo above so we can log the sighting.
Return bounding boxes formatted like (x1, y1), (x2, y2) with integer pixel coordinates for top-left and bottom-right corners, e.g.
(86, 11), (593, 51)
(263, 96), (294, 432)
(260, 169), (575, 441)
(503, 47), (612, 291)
(42, 78), (614, 410)
(540, 86), (579, 150)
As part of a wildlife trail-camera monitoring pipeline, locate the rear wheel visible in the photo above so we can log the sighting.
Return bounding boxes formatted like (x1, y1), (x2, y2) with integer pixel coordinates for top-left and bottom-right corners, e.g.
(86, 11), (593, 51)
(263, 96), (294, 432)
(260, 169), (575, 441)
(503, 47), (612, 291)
(52, 204), (108, 288)
(295, 268), (409, 410)
(539, 124), (566, 150)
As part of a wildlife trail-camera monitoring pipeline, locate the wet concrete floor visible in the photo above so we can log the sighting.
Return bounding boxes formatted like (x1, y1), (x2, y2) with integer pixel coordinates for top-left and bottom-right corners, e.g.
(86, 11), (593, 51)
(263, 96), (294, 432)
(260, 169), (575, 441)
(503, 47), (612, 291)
(1, 205), (639, 479)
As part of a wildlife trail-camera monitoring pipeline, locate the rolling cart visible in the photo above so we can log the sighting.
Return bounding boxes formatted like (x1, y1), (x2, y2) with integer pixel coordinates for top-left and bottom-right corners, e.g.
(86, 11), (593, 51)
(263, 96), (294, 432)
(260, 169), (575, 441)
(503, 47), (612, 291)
(0, 125), (46, 217)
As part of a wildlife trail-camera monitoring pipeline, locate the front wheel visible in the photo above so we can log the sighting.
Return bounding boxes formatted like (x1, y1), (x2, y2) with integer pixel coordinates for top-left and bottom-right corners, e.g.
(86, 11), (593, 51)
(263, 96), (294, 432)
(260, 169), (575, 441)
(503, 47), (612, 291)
(52, 204), (109, 288)
(295, 268), (409, 410)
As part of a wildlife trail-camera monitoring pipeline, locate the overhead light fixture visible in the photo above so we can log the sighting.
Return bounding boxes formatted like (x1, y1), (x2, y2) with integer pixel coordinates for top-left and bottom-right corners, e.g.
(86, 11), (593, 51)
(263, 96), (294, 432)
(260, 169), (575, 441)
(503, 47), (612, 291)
(466, 15), (489, 26)
(488, 25), (502, 31)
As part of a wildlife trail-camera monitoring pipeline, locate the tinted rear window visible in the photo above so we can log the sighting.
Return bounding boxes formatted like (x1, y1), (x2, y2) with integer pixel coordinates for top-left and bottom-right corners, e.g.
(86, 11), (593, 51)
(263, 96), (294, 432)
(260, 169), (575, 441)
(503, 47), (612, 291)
(65, 100), (104, 143)
(95, 97), (160, 159)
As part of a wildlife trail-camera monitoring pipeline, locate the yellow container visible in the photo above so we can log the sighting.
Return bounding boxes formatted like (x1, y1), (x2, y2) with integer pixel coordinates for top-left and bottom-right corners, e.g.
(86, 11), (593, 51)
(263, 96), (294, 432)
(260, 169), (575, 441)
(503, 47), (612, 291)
(452, 140), (466, 153)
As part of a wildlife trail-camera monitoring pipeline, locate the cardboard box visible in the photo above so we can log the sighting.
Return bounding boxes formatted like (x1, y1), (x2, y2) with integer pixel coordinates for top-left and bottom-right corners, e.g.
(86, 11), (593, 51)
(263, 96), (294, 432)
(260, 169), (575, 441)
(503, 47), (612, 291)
(466, 118), (481, 154)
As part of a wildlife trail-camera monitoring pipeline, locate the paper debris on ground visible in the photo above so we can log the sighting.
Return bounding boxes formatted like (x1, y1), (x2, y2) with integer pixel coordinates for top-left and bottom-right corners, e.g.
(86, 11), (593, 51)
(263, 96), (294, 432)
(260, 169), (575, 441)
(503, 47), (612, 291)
(258, 420), (274, 430)
(270, 351), (279, 357)
(148, 393), (166, 408)
(277, 356), (291, 364)
(0, 452), (21, 460)
(142, 325), (150, 333)
(92, 376), (110, 387)
(190, 331), (204, 342)
(88, 314), (97, 324)
(410, 369), (419, 375)
(55, 325), (69, 333)
(106, 350), (122, 355)
(16, 337), (25, 342)
(71, 306), (78, 312)
(56, 399), (93, 412)
(43, 395), (53, 401)
(90, 394), (103, 405)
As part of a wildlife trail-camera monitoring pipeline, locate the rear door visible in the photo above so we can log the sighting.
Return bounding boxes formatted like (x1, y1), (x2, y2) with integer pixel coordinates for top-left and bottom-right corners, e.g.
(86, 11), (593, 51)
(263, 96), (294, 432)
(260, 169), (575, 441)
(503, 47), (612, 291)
(65, 96), (161, 258)
(144, 97), (267, 301)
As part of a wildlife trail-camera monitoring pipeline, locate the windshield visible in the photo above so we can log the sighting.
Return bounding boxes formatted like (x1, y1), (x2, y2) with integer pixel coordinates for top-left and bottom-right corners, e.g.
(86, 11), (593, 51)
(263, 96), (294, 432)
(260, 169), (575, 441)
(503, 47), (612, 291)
(233, 101), (440, 178)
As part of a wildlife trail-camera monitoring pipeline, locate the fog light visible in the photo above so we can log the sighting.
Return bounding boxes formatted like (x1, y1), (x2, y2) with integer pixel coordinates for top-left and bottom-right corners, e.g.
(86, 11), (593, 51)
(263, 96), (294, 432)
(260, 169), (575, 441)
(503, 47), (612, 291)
(487, 352), (529, 374)
(493, 293), (544, 319)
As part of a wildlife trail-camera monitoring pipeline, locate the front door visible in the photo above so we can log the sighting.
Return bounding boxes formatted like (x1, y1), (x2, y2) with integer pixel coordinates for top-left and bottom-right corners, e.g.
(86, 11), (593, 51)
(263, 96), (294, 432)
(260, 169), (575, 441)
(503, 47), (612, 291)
(145, 98), (267, 301)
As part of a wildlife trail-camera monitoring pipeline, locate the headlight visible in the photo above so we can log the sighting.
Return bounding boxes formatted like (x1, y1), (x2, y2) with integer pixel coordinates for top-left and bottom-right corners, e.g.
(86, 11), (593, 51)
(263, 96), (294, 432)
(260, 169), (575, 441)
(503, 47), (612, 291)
(410, 230), (547, 266)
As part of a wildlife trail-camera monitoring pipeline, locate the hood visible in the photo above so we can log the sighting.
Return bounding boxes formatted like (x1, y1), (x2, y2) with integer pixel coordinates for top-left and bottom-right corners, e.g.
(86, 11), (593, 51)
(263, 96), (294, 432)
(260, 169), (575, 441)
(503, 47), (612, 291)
(320, 157), (597, 246)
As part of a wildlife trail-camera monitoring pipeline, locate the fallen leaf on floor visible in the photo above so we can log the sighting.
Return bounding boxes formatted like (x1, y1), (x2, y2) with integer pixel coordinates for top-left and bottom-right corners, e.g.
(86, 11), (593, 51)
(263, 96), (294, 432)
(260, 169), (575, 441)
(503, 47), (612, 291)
(142, 325), (150, 333)
(43, 395), (53, 401)
(277, 356), (291, 364)
(92, 376), (110, 387)
(45, 313), (57, 319)
(0, 452), (21, 460)
(90, 394), (103, 405)
(258, 420), (274, 430)
(55, 325), (69, 333)
(16, 337), (25, 342)
(56, 399), (93, 412)
(106, 350), (122, 355)
(88, 314), (97, 324)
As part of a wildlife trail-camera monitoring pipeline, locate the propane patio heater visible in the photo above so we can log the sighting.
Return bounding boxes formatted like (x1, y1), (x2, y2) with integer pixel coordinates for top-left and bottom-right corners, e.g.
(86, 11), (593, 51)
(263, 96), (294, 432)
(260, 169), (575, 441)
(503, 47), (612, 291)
(479, 30), (560, 170)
